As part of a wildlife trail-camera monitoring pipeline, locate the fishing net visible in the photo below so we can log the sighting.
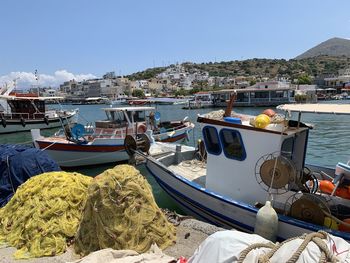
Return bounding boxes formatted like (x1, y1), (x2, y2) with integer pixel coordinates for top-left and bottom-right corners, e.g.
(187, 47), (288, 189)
(74, 164), (176, 256)
(0, 171), (92, 259)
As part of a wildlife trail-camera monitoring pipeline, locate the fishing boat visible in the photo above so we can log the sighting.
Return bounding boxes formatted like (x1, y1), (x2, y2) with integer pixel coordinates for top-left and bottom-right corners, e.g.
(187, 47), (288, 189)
(0, 86), (78, 134)
(31, 106), (194, 167)
(182, 92), (214, 109)
(110, 95), (128, 105)
(129, 100), (350, 241)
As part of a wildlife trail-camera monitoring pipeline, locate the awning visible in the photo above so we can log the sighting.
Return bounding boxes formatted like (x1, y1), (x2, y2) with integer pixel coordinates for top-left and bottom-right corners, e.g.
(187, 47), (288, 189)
(277, 104), (350, 115)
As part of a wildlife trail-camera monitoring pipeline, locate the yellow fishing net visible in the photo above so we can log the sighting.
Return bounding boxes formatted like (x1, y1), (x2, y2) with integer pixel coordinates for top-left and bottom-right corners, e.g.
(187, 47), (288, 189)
(74, 164), (176, 256)
(0, 171), (92, 259)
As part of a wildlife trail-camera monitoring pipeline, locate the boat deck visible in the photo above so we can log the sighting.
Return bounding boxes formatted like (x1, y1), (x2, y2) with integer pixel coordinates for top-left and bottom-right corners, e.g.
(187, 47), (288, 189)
(168, 160), (207, 187)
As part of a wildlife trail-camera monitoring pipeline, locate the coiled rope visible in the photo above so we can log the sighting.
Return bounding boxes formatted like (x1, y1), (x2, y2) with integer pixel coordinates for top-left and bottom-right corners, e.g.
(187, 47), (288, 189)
(238, 231), (338, 263)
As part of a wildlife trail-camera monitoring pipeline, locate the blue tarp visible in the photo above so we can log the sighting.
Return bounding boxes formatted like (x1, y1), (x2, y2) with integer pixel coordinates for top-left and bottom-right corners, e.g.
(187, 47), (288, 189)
(0, 144), (61, 207)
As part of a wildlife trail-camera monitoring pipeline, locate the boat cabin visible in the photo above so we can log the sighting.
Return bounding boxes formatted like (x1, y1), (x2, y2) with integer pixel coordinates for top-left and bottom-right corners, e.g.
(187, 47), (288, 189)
(197, 111), (310, 208)
(96, 107), (155, 129)
(198, 104), (350, 226)
(0, 94), (64, 120)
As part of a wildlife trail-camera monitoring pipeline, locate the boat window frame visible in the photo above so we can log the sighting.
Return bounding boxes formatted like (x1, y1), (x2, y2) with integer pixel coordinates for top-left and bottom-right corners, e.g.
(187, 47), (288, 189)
(281, 135), (295, 160)
(202, 125), (222, 156)
(219, 128), (246, 161)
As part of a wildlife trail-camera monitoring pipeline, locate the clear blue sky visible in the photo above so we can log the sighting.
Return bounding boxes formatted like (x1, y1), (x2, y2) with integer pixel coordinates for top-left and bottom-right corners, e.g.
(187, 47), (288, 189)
(1, 0), (350, 77)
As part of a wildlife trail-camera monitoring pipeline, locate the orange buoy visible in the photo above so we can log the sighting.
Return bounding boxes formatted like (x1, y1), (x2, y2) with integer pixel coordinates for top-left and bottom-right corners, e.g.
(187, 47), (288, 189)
(319, 180), (335, 194)
(262, 109), (276, 117)
(319, 180), (350, 199)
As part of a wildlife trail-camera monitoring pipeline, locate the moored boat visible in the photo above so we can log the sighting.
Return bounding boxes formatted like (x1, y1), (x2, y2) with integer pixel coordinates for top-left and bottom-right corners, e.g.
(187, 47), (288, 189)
(0, 89), (78, 134)
(31, 106), (194, 167)
(182, 92), (214, 109)
(132, 102), (350, 241)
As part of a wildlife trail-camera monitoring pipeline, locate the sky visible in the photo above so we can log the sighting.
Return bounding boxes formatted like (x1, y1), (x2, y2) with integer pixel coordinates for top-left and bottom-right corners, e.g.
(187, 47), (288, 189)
(1, 0), (350, 88)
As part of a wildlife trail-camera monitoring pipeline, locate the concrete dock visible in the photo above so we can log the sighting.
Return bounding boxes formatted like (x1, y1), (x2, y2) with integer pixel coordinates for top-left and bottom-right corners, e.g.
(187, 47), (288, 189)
(0, 219), (224, 263)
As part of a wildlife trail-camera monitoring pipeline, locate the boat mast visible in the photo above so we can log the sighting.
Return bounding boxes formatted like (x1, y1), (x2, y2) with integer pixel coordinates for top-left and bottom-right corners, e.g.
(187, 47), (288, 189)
(35, 70), (39, 96)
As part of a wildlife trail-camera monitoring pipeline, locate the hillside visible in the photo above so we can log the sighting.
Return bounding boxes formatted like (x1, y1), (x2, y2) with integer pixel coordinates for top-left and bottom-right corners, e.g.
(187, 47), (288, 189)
(126, 56), (350, 80)
(296, 37), (350, 59)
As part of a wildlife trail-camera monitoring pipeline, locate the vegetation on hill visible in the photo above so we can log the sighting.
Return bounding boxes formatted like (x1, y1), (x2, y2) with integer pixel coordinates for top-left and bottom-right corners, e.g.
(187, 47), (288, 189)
(127, 66), (167, 80)
(126, 38), (350, 82)
(127, 56), (350, 82)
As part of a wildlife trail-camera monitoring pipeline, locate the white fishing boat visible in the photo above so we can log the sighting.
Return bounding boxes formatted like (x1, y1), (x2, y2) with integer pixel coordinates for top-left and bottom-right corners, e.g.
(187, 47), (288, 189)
(130, 101), (350, 242)
(0, 85), (78, 134)
(110, 96), (128, 105)
(183, 92), (214, 109)
(31, 106), (194, 167)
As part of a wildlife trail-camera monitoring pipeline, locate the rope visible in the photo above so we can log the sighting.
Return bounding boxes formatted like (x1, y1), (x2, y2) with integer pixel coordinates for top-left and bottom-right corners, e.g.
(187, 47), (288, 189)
(40, 141), (58, 151)
(238, 231), (339, 263)
(237, 242), (275, 263)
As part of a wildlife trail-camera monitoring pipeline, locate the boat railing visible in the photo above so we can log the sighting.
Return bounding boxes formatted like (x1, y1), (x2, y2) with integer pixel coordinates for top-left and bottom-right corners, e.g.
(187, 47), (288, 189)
(0, 112), (30, 120)
(0, 112), (49, 120)
(92, 127), (136, 139)
(33, 113), (46, 119)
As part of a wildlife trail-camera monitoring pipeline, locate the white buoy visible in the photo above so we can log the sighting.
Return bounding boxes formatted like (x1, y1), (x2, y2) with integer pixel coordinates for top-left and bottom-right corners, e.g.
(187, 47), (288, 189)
(254, 201), (278, 242)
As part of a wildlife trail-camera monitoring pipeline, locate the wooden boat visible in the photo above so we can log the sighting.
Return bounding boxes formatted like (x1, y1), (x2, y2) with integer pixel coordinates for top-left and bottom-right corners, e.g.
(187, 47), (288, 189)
(0, 88), (78, 134)
(131, 102), (350, 241)
(31, 106), (194, 167)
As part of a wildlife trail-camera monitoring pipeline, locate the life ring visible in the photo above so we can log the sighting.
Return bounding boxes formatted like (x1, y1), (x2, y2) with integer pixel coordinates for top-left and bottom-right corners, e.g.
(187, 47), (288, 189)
(1, 118), (6, 128)
(20, 118), (26, 127)
(137, 123), (147, 134)
(43, 116), (49, 125)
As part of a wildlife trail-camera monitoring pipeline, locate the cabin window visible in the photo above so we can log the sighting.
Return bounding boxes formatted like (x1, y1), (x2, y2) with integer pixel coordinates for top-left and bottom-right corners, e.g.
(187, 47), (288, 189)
(281, 136), (294, 159)
(219, 129), (246, 161)
(134, 111), (145, 122)
(202, 126), (222, 155)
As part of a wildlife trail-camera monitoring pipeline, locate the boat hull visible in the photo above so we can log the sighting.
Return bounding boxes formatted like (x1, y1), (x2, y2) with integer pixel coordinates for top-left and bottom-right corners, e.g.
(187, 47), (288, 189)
(0, 111), (78, 134)
(34, 140), (127, 168)
(153, 123), (194, 143)
(145, 157), (350, 242)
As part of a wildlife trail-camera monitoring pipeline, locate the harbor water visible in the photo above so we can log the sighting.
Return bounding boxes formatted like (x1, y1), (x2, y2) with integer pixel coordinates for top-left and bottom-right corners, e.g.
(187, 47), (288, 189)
(1, 103), (349, 211)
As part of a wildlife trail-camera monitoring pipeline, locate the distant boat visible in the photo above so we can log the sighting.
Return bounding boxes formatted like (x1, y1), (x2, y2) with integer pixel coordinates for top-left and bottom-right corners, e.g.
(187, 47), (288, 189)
(110, 97), (127, 105)
(0, 88), (78, 134)
(31, 106), (194, 167)
(128, 99), (150, 105)
(127, 97), (190, 105)
(183, 92), (214, 109)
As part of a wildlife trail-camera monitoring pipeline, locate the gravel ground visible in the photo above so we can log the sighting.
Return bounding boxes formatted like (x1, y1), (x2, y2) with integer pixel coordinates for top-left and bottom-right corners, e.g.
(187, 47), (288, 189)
(0, 219), (224, 263)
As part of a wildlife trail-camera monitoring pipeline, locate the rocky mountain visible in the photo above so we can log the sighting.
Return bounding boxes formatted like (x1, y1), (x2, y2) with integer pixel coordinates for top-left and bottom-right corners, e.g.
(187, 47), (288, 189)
(296, 37), (350, 59)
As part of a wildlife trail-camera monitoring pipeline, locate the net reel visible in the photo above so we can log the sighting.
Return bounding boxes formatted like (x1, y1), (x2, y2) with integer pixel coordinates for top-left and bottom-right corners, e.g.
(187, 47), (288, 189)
(284, 192), (338, 227)
(255, 152), (297, 195)
(124, 134), (151, 156)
